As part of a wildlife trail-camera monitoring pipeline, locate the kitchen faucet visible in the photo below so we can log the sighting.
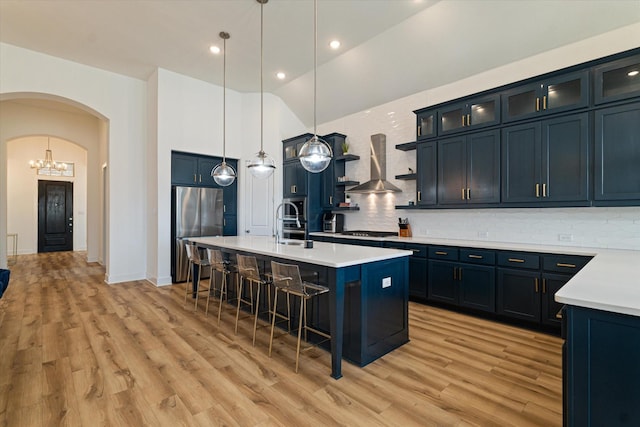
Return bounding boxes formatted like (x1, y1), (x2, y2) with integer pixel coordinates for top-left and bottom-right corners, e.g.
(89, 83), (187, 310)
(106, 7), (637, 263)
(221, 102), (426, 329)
(274, 201), (301, 244)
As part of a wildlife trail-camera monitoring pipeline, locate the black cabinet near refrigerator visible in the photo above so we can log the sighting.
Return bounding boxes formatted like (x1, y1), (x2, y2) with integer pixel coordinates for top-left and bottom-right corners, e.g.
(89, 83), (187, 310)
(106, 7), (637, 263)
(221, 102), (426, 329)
(171, 151), (238, 283)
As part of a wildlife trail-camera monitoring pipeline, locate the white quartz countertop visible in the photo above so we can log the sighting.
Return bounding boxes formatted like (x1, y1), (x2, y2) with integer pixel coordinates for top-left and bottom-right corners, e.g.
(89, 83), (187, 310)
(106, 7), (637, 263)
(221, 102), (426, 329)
(188, 235), (412, 268)
(311, 232), (640, 317)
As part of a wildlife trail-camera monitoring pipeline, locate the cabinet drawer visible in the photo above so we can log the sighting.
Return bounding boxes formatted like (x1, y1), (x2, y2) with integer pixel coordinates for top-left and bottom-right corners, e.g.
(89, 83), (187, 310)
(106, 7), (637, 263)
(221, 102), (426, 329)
(498, 251), (540, 269)
(543, 254), (591, 274)
(460, 248), (495, 266)
(405, 243), (428, 258)
(428, 246), (458, 260)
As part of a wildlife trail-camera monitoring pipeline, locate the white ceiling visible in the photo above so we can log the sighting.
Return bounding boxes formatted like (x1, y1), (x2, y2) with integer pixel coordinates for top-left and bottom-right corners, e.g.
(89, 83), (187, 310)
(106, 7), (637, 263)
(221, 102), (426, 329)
(1, 0), (639, 126)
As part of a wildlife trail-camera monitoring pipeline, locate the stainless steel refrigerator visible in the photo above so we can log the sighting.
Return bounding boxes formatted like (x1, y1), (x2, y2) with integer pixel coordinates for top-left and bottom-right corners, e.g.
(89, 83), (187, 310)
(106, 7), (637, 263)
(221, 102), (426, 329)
(172, 186), (223, 283)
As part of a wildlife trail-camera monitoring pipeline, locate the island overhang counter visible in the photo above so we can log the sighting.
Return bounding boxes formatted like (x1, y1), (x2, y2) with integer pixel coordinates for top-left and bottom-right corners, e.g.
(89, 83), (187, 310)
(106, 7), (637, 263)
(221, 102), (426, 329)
(188, 235), (413, 379)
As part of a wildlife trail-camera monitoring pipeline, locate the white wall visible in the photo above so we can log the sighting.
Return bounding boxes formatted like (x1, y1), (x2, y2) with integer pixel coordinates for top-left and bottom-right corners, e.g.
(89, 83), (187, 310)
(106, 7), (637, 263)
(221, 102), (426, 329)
(0, 43), (146, 282)
(316, 24), (640, 251)
(149, 69), (305, 285)
(7, 136), (87, 253)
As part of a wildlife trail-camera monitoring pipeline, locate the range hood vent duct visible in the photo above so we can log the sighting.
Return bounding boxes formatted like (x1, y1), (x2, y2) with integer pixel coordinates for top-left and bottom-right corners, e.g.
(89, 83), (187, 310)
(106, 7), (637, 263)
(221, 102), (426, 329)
(347, 133), (402, 194)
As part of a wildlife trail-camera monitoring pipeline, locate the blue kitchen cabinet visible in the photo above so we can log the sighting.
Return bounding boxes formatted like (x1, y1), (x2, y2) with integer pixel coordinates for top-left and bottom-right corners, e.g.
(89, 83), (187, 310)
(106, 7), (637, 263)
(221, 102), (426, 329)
(439, 94), (500, 135)
(414, 107), (437, 140)
(416, 141), (437, 206)
(502, 112), (589, 205)
(594, 53), (640, 105)
(428, 246), (496, 313)
(502, 70), (589, 123)
(497, 268), (541, 323)
(385, 242), (428, 300)
(594, 102), (640, 203)
(223, 215), (237, 236)
(283, 161), (307, 197)
(437, 129), (500, 205)
(564, 306), (640, 426)
(171, 152), (200, 185)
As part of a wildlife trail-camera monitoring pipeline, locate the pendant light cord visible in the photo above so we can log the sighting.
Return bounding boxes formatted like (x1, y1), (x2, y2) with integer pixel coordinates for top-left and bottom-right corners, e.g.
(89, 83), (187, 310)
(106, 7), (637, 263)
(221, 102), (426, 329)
(222, 34), (227, 161)
(260, 1), (264, 153)
(313, 0), (318, 136)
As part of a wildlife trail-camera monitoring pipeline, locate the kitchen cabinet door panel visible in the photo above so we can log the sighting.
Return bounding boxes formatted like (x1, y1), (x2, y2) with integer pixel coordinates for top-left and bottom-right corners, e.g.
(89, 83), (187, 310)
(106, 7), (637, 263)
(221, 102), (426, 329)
(438, 137), (466, 204)
(501, 123), (541, 203)
(497, 268), (540, 323)
(542, 113), (589, 202)
(428, 260), (457, 304)
(541, 273), (567, 327)
(467, 130), (500, 204)
(459, 264), (495, 313)
(417, 141), (437, 205)
(595, 102), (640, 201)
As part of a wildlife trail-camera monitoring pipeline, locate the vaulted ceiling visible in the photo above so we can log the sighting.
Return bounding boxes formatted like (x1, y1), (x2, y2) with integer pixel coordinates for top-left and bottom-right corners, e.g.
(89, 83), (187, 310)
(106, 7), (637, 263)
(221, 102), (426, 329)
(1, 0), (639, 126)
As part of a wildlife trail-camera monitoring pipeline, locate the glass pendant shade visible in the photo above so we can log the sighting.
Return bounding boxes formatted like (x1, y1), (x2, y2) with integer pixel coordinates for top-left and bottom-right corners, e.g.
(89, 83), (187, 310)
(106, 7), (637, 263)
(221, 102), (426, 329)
(211, 31), (236, 187)
(212, 161), (236, 187)
(299, 135), (332, 173)
(248, 150), (276, 179)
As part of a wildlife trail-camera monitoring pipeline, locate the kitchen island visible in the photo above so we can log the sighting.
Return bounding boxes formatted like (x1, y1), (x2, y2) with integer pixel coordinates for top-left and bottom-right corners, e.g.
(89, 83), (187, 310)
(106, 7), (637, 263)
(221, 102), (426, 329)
(188, 235), (412, 379)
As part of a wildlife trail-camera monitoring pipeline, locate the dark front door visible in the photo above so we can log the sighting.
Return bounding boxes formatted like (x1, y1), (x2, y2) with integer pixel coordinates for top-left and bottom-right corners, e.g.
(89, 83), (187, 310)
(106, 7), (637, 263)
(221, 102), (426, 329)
(38, 180), (73, 252)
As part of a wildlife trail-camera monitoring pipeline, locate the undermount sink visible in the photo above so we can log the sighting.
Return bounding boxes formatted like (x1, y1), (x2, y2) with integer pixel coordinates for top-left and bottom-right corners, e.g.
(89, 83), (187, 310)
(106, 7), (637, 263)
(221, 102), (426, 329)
(279, 240), (304, 246)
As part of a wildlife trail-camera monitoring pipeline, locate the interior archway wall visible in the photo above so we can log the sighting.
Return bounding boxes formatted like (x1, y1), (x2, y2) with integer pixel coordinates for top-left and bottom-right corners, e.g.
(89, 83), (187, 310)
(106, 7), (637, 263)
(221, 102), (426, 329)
(0, 98), (104, 264)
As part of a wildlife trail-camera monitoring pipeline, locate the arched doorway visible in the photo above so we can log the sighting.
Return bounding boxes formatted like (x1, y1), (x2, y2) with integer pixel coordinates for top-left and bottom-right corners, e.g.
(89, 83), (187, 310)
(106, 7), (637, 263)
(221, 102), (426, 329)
(0, 94), (108, 269)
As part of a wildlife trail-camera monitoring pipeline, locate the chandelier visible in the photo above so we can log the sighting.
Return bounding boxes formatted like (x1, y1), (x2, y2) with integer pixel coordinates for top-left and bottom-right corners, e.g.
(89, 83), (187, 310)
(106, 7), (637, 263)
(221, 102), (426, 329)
(29, 137), (67, 171)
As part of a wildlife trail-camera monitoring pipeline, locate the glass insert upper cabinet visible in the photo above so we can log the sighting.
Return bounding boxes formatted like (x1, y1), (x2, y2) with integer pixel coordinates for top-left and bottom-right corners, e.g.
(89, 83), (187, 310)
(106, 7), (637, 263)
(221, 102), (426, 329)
(502, 70), (589, 123)
(594, 53), (640, 105)
(439, 94), (500, 136)
(415, 107), (437, 140)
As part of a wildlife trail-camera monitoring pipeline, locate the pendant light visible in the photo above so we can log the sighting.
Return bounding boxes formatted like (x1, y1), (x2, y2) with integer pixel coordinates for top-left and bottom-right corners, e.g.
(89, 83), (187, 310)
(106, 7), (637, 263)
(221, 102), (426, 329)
(248, 0), (276, 179)
(298, 0), (333, 173)
(211, 31), (237, 187)
(29, 136), (67, 171)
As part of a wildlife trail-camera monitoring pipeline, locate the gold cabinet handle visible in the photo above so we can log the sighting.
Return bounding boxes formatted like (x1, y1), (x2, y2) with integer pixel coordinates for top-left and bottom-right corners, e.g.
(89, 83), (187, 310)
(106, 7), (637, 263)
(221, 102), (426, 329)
(557, 263), (577, 268)
(435, 251), (448, 256)
(543, 183), (547, 198)
(199, 174), (202, 183)
(417, 126), (422, 137)
(543, 95), (547, 110)
(461, 116), (465, 127)
(535, 278), (539, 293)
(536, 97), (540, 112)
(556, 309), (563, 320)
(223, 218), (226, 226)
(542, 278), (547, 294)
(417, 191), (421, 202)
(467, 188), (470, 200)
(467, 114), (470, 126)
(458, 268), (462, 281)
(223, 205), (226, 213)
(536, 183), (540, 198)
(329, 196), (333, 205)
(461, 188), (466, 200)
(468, 254), (483, 259)
(193, 174), (197, 182)
(453, 267), (457, 280)
(508, 258), (525, 263)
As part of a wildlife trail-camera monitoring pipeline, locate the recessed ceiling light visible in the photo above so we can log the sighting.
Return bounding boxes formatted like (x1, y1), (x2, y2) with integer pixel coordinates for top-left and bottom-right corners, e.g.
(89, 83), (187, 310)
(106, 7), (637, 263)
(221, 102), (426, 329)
(276, 72), (286, 80)
(209, 45), (221, 54)
(628, 70), (639, 77)
(329, 40), (341, 50)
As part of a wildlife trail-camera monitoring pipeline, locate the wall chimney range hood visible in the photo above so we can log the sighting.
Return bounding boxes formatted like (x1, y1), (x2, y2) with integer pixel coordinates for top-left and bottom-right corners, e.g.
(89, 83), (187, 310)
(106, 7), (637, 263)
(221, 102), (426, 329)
(347, 133), (402, 194)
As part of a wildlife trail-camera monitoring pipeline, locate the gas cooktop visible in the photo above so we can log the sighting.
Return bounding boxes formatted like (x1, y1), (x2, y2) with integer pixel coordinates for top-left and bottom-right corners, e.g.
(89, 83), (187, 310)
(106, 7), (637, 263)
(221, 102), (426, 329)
(340, 230), (397, 237)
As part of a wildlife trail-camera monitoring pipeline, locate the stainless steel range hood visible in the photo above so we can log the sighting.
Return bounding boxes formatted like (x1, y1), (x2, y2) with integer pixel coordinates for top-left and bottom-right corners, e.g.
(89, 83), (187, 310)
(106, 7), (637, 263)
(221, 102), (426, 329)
(347, 133), (402, 194)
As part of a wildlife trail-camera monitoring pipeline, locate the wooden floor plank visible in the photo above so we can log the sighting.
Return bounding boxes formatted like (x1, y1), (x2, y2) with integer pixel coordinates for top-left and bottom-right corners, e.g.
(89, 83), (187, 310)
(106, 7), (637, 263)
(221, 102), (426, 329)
(0, 251), (563, 426)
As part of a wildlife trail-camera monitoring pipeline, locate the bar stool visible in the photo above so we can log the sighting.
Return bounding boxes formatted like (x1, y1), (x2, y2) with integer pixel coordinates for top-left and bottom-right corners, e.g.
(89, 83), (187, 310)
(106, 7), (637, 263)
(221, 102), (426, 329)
(269, 261), (331, 373)
(236, 254), (273, 346)
(184, 243), (213, 314)
(207, 248), (232, 325)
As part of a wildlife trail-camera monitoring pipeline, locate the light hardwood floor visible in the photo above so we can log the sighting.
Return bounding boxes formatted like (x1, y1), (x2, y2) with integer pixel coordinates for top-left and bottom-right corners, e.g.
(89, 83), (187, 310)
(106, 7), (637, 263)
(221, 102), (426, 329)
(0, 251), (562, 426)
